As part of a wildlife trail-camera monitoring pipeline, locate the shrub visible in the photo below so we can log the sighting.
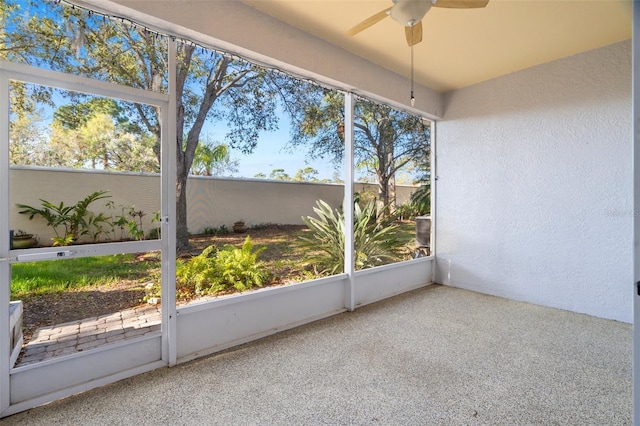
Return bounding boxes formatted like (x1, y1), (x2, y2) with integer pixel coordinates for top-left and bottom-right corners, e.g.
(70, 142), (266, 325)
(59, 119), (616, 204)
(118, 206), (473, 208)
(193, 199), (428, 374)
(216, 237), (268, 292)
(201, 225), (229, 235)
(176, 236), (268, 296)
(176, 245), (219, 295)
(249, 223), (274, 230)
(17, 191), (152, 245)
(105, 202), (148, 241)
(395, 202), (419, 221)
(149, 211), (162, 239)
(354, 191), (376, 209)
(297, 199), (403, 274)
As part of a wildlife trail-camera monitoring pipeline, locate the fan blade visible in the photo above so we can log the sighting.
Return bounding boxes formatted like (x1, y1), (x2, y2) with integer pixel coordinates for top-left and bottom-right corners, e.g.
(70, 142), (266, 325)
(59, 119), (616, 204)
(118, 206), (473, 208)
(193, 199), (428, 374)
(405, 21), (423, 46)
(346, 7), (392, 37)
(432, 0), (489, 8)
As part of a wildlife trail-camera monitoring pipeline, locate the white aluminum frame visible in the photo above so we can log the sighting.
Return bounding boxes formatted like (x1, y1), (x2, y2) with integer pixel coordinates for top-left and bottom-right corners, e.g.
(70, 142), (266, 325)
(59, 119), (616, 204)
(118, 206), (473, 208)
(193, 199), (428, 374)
(0, 56), (12, 417)
(163, 40), (178, 367)
(0, 6), (436, 415)
(0, 58), (174, 415)
(633, 1), (639, 423)
(344, 93), (356, 311)
(430, 119), (437, 282)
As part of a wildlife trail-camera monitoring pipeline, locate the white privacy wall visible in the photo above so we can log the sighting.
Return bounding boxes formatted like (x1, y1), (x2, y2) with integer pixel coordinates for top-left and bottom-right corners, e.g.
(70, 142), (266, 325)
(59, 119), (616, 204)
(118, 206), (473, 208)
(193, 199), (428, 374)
(436, 40), (632, 322)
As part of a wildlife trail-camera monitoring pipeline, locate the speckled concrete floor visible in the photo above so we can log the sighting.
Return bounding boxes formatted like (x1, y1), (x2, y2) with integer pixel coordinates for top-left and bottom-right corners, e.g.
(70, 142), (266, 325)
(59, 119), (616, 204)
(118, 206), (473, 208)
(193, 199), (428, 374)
(1, 285), (631, 425)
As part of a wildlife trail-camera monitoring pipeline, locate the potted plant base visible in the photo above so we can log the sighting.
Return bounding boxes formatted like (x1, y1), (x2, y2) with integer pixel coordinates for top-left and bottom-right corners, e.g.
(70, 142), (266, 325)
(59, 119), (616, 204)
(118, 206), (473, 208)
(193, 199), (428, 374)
(233, 220), (247, 233)
(11, 230), (36, 249)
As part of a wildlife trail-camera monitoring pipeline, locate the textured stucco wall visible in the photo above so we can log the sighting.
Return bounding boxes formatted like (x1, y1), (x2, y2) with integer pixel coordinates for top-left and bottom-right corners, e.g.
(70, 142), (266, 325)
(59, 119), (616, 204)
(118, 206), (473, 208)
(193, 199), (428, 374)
(436, 40), (632, 322)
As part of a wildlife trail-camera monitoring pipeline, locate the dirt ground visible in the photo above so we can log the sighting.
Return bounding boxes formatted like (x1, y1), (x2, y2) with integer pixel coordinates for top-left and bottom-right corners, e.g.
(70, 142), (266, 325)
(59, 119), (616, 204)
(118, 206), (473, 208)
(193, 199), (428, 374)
(19, 225), (308, 343)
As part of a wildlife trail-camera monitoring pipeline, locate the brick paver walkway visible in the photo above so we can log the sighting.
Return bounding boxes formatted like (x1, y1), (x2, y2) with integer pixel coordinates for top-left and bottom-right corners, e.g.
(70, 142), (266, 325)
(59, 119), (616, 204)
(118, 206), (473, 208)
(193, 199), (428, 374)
(18, 305), (162, 366)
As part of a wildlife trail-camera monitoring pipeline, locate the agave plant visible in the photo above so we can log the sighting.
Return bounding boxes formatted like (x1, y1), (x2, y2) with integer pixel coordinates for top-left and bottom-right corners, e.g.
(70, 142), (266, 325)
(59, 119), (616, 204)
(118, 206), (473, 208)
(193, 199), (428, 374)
(410, 184), (430, 216)
(298, 199), (403, 274)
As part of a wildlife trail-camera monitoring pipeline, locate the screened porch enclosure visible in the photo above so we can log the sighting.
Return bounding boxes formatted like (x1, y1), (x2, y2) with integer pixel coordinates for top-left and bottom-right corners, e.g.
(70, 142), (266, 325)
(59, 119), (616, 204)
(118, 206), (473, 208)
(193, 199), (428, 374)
(1, 0), (635, 420)
(0, 47), (434, 416)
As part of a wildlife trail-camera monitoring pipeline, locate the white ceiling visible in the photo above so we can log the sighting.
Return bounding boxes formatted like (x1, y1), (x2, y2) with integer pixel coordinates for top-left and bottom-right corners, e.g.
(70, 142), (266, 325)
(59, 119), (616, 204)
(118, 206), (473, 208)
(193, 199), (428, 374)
(241, 0), (632, 93)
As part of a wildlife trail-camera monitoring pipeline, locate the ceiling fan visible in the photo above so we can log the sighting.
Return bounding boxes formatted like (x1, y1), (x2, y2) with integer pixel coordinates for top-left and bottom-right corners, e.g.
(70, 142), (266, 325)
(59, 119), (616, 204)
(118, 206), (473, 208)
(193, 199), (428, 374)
(347, 0), (489, 47)
(347, 0), (488, 106)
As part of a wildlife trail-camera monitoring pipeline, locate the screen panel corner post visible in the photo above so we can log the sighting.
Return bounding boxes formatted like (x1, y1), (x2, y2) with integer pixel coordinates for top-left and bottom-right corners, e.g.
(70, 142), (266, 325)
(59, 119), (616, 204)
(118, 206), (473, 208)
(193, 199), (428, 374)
(162, 38), (178, 366)
(344, 92), (355, 311)
(430, 118), (436, 279)
(632, 1), (639, 425)
(0, 65), (11, 416)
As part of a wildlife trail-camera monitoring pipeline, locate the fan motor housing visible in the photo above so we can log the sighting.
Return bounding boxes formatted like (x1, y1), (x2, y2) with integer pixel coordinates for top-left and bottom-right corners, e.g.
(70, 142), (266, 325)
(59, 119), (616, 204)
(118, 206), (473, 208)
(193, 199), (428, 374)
(390, 0), (432, 26)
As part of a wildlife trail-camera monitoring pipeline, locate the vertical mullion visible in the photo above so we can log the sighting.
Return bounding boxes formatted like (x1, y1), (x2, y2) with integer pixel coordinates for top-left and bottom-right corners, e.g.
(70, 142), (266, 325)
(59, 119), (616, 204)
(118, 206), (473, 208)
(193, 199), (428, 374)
(0, 69), (11, 415)
(344, 93), (355, 311)
(430, 119), (437, 280)
(162, 39), (178, 366)
(632, 1), (639, 423)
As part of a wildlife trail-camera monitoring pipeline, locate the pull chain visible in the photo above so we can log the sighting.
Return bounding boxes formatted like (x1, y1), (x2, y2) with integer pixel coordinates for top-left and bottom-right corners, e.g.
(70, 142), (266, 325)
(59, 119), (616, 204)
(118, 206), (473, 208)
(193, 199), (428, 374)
(410, 32), (415, 107)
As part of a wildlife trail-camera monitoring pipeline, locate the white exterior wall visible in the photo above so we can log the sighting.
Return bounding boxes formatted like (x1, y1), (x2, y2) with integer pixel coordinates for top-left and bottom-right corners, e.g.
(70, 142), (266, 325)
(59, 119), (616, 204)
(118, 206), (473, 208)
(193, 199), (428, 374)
(9, 167), (416, 243)
(436, 40), (632, 322)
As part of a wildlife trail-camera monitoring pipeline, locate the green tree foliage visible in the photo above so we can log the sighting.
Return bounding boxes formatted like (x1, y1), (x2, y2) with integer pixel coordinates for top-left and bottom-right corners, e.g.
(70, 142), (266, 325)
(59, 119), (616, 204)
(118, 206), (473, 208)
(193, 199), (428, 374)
(191, 140), (238, 176)
(269, 168), (290, 180)
(3, 0), (286, 251)
(294, 167), (320, 182)
(48, 108), (158, 172)
(9, 112), (50, 165)
(53, 98), (129, 130)
(283, 88), (430, 216)
(259, 167), (328, 182)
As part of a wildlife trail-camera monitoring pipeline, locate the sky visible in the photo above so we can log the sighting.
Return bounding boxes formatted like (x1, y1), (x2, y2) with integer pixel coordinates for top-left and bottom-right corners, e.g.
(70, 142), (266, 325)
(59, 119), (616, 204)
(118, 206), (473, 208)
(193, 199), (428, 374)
(8, 0), (343, 181)
(36, 85), (343, 180)
(206, 119), (341, 181)
(9, 0), (424, 184)
(9, 0), (409, 184)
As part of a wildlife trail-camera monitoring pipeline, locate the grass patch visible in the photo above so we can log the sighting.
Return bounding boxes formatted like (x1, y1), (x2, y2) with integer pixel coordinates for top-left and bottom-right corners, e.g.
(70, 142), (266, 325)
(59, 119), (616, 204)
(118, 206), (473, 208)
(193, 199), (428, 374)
(11, 222), (418, 300)
(11, 253), (159, 299)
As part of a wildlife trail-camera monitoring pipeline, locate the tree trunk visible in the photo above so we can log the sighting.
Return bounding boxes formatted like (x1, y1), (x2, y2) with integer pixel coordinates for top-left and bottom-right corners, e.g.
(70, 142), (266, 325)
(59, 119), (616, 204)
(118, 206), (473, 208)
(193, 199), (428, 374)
(377, 174), (389, 219)
(175, 171), (190, 252)
(389, 172), (396, 214)
(386, 143), (396, 214)
(376, 138), (396, 219)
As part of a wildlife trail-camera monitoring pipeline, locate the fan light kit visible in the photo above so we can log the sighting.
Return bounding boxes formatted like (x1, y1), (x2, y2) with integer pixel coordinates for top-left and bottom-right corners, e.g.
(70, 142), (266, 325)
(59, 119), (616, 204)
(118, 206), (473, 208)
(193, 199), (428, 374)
(347, 0), (489, 106)
(390, 0), (432, 27)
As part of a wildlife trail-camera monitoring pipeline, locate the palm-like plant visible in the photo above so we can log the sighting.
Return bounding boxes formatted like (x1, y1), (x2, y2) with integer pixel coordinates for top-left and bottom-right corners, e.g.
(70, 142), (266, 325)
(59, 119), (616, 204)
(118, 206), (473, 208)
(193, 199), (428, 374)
(298, 199), (403, 274)
(191, 142), (236, 176)
(17, 190), (111, 245)
(410, 184), (430, 216)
